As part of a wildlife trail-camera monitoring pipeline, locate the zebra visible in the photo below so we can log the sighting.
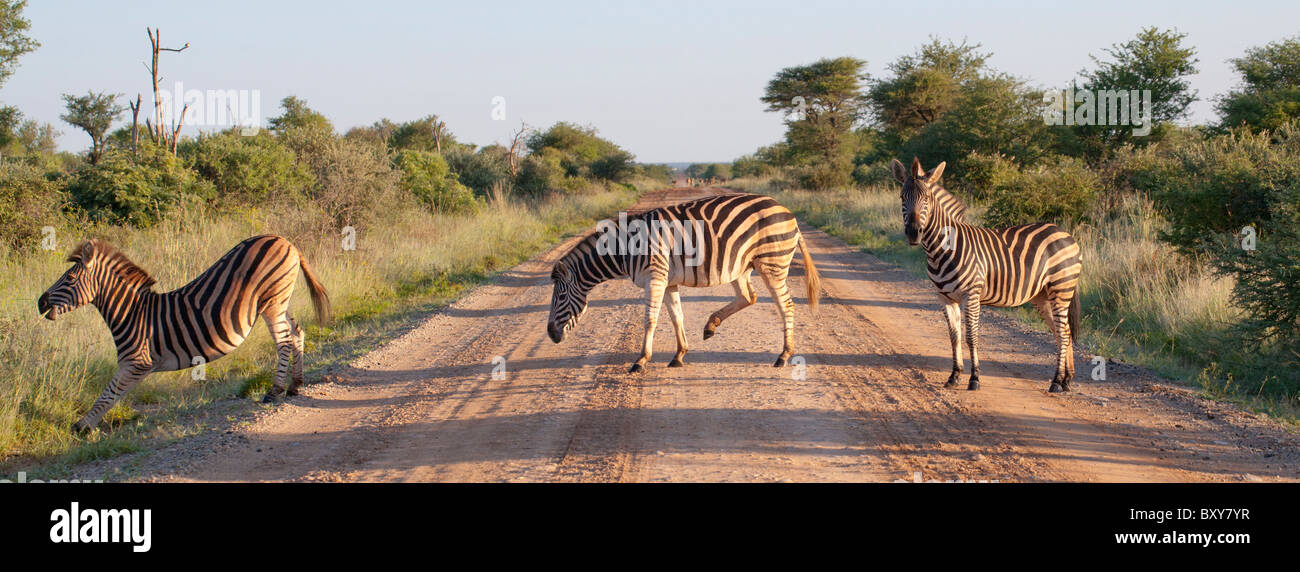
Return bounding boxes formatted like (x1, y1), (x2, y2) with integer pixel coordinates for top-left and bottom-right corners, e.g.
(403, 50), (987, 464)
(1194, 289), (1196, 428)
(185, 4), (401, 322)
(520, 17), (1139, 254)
(891, 158), (1083, 393)
(547, 193), (820, 373)
(38, 235), (330, 433)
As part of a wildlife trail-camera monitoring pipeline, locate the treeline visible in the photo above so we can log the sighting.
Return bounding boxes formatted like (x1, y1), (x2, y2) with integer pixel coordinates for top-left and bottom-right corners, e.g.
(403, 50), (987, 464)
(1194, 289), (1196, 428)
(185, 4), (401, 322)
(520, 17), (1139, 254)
(738, 28), (1300, 395)
(0, 3), (673, 253)
(1, 95), (663, 251)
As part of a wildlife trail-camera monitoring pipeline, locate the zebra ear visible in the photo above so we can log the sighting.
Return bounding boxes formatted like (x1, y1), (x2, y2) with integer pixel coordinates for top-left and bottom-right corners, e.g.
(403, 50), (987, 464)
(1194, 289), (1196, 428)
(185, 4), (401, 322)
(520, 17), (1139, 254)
(911, 157), (925, 179)
(78, 241), (96, 266)
(889, 159), (907, 184)
(928, 161), (947, 183)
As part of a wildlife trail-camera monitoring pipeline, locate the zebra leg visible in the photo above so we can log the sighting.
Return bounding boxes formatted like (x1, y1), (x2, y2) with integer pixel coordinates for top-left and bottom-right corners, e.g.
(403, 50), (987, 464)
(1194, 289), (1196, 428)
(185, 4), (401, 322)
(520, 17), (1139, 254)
(1049, 297), (1074, 393)
(941, 297), (964, 388)
(703, 273), (756, 340)
(630, 277), (668, 374)
(74, 361), (152, 434)
(963, 292), (982, 390)
(758, 266), (796, 367)
(664, 286), (689, 367)
(262, 311), (296, 403)
(286, 315), (307, 396)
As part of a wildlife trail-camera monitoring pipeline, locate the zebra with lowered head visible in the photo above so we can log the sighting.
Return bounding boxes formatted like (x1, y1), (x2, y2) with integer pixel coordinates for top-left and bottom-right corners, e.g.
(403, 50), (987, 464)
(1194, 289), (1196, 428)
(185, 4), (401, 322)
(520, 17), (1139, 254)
(38, 235), (330, 433)
(891, 158), (1083, 393)
(547, 193), (820, 373)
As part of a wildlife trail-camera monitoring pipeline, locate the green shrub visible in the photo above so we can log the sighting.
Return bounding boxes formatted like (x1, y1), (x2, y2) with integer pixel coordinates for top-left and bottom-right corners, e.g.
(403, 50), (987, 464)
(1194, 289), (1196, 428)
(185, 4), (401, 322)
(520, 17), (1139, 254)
(65, 145), (213, 227)
(1115, 124), (1300, 256)
(180, 130), (312, 204)
(443, 145), (511, 195)
(852, 160), (897, 189)
(981, 154), (1100, 228)
(0, 163), (67, 252)
(514, 148), (566, 197)
(280, 127), (403, 229)
(394, 150), (480, 214)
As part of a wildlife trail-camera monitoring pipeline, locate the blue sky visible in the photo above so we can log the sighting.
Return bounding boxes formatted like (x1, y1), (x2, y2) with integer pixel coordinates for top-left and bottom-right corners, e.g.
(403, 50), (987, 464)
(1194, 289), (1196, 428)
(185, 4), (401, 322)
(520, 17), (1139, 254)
(5, 0), (1300, 162)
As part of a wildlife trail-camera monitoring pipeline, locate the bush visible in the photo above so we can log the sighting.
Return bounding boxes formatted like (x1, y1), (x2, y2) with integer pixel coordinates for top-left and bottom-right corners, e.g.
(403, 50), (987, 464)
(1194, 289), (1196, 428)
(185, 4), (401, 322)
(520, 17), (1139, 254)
(793, 159), (853, 191)
(281, 127), (402, 229)
(65, 145), (213, 227)
(981, 154), (1100, 228)
(514, 148), (566, 197)
(180, 130), (313, 204)
(394, 150), (480, 214)
(0, 163), (67, 252)
(852, 160), (896, 189)
(443, 145), (512, 195)
(1115, 124), (1300, 256)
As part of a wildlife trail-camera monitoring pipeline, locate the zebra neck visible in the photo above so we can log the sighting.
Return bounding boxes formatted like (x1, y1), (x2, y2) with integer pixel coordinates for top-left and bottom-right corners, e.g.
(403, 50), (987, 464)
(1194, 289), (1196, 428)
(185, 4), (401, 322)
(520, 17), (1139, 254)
(919, 203), (966, 257)
(92, 281), (153, 334)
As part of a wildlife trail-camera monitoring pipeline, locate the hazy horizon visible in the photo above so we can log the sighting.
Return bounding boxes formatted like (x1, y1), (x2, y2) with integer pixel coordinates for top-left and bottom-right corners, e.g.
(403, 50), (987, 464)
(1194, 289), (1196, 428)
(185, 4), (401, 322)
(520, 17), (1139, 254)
(5, 0), (1300, 163)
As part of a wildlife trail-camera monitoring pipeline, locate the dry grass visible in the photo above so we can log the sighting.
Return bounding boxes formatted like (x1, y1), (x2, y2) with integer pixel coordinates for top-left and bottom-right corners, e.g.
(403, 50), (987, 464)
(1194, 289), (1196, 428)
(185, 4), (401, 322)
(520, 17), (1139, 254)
(0, 185), (639, 472)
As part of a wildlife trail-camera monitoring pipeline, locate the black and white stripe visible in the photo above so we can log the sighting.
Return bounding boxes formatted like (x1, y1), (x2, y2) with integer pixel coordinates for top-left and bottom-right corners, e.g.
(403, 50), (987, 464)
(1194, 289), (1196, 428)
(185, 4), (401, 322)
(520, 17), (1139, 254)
(39, 235), (330, 432)
(892, 158), (1083, 392)
(547, 193), (821, 372)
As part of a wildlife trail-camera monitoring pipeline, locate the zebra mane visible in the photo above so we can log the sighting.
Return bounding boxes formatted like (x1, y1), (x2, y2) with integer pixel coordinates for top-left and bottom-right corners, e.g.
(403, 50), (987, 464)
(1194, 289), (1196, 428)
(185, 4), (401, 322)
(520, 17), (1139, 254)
(68, 240), (158, 290)
(931, 185), (969, 223)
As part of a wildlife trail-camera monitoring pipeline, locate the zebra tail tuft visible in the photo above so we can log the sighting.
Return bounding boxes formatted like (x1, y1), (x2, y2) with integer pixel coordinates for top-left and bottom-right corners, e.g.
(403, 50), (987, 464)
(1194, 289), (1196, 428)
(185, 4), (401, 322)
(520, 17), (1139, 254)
(799, 234), (820, 313)
(299, 254), (331, 325)
(1068, 294), (1080, 345)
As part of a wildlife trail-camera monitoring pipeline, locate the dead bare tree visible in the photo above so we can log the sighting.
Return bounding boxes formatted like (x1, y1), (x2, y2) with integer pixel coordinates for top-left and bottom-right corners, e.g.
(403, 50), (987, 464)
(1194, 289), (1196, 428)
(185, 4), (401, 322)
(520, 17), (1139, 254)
(128, 94), (142, 155)
(144, 28), (188, 154)
(508, 120), (531, 176)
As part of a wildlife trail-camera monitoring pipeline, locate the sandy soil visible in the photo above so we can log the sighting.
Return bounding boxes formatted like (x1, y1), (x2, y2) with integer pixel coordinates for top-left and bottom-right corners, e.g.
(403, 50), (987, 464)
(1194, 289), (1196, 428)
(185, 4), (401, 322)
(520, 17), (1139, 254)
(120, 188), (1298, 482)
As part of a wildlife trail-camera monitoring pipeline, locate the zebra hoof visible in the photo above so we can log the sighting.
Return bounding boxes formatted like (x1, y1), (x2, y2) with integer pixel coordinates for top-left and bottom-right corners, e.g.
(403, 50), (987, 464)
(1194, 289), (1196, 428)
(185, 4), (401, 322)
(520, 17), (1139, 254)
(773, 357), (787, 367)
(628, 363), (645, 374)
(71, 421), (93, 435)
(944, 375), (960, 389)
(967, 378), (981, 391)
(668, 358), (684, 368)
(1048, 382), (1067, 393)
(702, 328), (716, 340)
(261, 389), (285, 404)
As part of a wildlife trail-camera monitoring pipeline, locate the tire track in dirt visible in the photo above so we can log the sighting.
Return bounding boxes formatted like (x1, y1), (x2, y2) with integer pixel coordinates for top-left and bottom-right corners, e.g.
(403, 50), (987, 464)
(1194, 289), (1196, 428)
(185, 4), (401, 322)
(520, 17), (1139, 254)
(147, 188), (1300, 483)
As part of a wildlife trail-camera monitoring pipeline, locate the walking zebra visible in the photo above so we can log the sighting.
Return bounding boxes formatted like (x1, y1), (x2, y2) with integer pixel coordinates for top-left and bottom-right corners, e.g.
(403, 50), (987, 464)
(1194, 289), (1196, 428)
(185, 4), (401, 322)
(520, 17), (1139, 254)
(38, 235), (330, 433)
(891, 158), (1083, 392)
(547, 193), (820, 373)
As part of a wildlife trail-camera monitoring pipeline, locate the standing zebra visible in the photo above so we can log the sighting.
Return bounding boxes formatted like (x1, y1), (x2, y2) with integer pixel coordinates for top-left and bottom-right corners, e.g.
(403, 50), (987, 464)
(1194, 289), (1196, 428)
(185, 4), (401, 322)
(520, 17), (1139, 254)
(891, 158), (1082, 393)
(547, 193), (820, 373)
(38, 235), (330, 433)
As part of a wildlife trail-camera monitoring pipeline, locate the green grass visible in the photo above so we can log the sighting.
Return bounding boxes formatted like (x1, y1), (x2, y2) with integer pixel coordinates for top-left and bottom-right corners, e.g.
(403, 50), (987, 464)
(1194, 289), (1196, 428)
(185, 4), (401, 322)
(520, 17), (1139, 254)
(0, 183), (642, 477)
(728, 176), (1298, 424)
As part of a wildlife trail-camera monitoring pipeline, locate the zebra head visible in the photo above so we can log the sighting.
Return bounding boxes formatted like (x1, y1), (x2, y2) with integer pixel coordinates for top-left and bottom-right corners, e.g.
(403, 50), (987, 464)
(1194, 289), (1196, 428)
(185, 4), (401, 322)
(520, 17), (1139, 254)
(38, 241), (103, 321)
(546, 258), (593, 343)
(892, 157), (946, 246)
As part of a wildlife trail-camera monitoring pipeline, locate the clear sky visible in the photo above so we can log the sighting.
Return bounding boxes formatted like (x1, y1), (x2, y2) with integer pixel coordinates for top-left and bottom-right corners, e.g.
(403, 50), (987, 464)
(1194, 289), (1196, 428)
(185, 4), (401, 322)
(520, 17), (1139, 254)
(5, 0), (1300, 163)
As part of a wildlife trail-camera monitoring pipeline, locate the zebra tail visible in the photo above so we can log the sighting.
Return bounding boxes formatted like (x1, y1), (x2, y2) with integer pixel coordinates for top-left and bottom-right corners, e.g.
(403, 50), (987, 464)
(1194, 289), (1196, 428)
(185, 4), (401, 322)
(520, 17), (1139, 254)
(1068, 294), (1080, 345)
(798, 234), (820, 313)
(299, 252), (331, 325)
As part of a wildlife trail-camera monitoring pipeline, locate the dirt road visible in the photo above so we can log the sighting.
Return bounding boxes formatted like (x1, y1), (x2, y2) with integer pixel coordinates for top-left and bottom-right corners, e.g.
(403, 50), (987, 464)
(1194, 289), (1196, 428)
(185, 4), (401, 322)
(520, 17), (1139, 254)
(150, 188), (1298, 482)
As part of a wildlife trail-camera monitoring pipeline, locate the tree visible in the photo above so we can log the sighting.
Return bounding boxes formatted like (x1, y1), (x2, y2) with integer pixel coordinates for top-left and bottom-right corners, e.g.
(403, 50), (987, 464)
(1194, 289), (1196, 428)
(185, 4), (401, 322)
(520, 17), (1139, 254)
(60, 91), (124, 164)
(390, 115), (453, 153)
(143, 28), (189, 154)
(761, 57), (869, 189)
(0, 0), (38, 89)
(267, 95), (333, 133)
(867, 38), (990, 138)
(1078, 27), (1198, 146)
(1216, 35), (1300, 132)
